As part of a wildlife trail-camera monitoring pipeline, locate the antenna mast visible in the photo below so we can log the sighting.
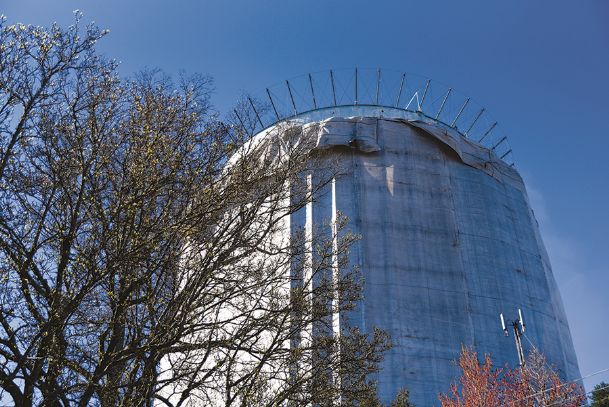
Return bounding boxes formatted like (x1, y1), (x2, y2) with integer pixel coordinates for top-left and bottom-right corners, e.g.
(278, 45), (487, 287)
(499, 309), (527, 366)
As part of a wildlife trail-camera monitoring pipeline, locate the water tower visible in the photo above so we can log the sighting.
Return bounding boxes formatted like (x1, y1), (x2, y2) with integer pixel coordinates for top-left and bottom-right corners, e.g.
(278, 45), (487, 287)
(236, 69), (581, 405)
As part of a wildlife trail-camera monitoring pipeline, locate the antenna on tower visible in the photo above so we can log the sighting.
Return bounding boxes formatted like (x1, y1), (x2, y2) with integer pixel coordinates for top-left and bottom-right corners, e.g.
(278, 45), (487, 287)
(418, 79), (430, 111)
(286, 80), (297, 115)
(518, 308), (526, 332)
(308, 73), (317, 110)
(242, 69), (515, 165)
(500, 308), (527, 367)
(355, 67), (359, 105)
(395, 73), (406, 107)
(233, 109), (250, 136)
(330, 70), (337, 107)
(266, 88), (280, 121)
(435, 88), (452, 120)
(500, 313), (508, 336)
(376, 68), (381, 105)
(248, 97), (264, 129)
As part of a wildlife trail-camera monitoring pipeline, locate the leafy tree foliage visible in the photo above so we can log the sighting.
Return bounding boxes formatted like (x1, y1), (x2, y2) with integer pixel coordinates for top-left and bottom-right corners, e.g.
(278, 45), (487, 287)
(389, 389), (416, 407)
(0, 14), (389, 406)
(439, 347), (585, 407)
(591, 382), (609, 407)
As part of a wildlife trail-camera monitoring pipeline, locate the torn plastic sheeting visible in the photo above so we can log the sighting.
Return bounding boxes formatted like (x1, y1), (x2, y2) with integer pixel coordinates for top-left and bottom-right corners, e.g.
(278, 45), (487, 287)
(249, 116), (521, 189)
(354, 118), (380, 153)
(314, 116), (381, 153)
(406, 119), (522, 189)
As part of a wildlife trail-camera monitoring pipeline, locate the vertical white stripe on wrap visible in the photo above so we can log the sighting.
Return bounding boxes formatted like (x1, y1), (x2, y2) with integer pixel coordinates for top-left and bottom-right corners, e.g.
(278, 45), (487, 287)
(331, 176), (342, 398)
(302, 173), (313, 350)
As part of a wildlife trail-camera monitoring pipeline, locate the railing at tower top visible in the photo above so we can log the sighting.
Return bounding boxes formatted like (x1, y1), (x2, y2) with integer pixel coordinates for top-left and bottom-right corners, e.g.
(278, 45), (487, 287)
(233, 68), (514, 166)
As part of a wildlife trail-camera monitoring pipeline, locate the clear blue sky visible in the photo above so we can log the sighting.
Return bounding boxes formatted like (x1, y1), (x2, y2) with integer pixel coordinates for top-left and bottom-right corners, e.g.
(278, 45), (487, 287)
(4, 0), (608, 392)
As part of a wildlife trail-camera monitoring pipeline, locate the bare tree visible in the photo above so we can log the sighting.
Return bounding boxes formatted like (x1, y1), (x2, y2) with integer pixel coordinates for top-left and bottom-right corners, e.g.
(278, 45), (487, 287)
(0, 14), (389, 406)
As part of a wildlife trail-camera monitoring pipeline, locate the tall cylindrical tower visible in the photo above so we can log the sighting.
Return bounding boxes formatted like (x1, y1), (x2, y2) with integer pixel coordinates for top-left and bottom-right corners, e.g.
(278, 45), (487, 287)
(241, 69), (581, 405)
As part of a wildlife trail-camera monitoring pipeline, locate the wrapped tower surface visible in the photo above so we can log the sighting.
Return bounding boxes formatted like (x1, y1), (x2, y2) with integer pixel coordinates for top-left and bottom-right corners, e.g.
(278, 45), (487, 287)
(269, 115), (580, 406)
